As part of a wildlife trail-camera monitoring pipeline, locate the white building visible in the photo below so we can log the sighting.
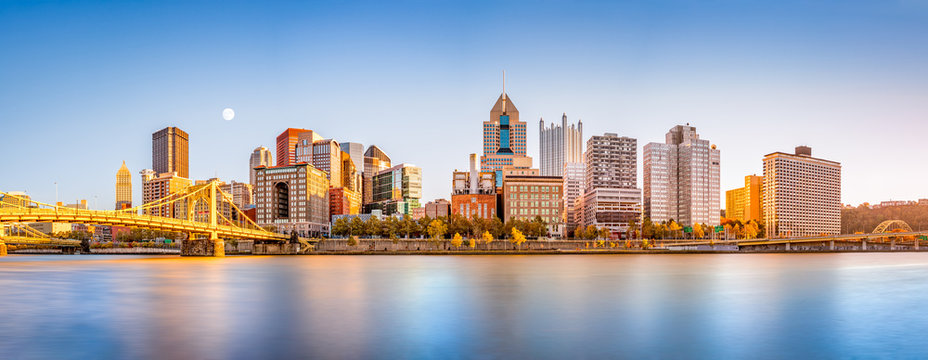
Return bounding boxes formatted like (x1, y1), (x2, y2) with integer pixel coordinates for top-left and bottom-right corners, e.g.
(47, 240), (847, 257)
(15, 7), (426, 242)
(578, 133), (641, 237)
(763, 146), (841, 237)
(643, 125), (720, 227)
(539, 113), (582, 177)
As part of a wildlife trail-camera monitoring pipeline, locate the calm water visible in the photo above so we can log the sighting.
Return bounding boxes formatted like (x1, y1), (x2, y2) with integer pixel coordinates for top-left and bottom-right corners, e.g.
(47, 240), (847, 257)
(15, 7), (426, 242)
(1, 253), (928, 359)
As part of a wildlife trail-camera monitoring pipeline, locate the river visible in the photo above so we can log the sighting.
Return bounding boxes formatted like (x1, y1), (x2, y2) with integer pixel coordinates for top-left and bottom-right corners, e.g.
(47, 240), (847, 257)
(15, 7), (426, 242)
(1, 253), (927, 359)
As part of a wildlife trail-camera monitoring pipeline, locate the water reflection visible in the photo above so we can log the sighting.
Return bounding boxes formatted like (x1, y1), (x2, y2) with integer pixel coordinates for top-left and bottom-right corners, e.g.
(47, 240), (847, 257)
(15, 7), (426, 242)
(1, 253), (928, 359)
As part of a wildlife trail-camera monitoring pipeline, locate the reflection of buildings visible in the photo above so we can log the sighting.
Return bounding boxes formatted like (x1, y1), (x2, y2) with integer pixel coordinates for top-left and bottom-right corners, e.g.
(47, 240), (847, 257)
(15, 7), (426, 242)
(254, 163), (330, 237)
(643, 125), (720, 226)
(368, 163), (422, 216)
(764, 146), (841, 237)
(116, 161), (132, 210)
(452, 154), (497, 219)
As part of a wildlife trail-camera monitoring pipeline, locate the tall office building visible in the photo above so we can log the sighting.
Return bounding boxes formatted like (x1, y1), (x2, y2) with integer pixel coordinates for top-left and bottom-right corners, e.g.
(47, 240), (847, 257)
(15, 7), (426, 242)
(370, 163), (422, 216)
(276, 128), (321, 166)
(578, 133), (641, 237)
(254, 163), (330, 237)
(115, 161), (132, 210)
(249, 147), (273, 187)
(563, 161), (585, 234)
(218, 181), (254, 209)
(643, 125), (720, 226)
(725, 175), (764, 222)
(339, 142), (365, 178)
(363, 145), (392, 206)
(763, 146), (841, 237)
(152, 127), (189, 178)
(539, 113), (583, 177)
(140, 170), (192, 218)
(480, 87), (533, 185)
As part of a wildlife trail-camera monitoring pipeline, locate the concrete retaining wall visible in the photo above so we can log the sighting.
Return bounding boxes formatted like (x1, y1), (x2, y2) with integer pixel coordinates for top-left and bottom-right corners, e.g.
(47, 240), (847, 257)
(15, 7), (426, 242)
(313, 239), (589, 252)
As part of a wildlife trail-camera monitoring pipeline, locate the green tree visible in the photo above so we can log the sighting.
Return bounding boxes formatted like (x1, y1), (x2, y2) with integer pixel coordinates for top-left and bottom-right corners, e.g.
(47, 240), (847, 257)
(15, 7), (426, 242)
(332, 218), (350, 237)
(349, 217), (365, 237)
(489, 216), (504, 239)
(365, 216), (382, 238)
(584, 225), (597, 240)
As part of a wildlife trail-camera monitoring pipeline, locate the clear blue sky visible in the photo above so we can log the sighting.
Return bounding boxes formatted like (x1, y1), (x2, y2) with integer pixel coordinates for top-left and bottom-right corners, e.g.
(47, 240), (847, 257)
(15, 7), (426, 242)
(2, 0), (927, 209)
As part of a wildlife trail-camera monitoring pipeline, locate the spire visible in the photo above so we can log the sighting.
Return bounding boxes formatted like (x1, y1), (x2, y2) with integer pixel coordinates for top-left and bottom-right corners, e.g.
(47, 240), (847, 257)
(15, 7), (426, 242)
(501, 70), (507, 114)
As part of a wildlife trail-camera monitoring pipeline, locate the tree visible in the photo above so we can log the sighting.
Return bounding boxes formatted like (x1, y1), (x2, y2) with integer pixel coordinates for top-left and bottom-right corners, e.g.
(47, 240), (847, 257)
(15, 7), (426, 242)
(332, 218), (350, 237)
(693, 223), (705, 239)
(627, 219), (639, 240)
(349, 217), (365, 237)
(574, 226), (585, 240)
(451, 233), (463, 248)
(641, 217), (654, 239)
(584, 225), (597, 240)
(468, 237), (476, 249)
(482, 230), (493, 245)
(427, 219), (447, 242)
(347, 236), (358, 247)
(489, 216), (504, 239)
(669, 221), (682, 239)
(510, 227), (527, 249)
(597, 227), (610, 240)
(400, 215), (417, 239)
(641, 239), (650, 249)
(365, 216), (382, 238)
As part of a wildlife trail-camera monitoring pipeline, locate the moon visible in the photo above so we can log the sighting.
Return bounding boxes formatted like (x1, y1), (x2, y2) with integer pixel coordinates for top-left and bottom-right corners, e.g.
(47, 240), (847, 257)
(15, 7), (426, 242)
(222, 108), (235, 121)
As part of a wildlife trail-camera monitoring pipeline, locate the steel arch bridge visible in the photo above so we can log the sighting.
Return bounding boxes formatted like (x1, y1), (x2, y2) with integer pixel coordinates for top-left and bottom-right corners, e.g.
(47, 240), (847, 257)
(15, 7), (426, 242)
(0, 181), (287, 256)
(873, 220), (913, 234)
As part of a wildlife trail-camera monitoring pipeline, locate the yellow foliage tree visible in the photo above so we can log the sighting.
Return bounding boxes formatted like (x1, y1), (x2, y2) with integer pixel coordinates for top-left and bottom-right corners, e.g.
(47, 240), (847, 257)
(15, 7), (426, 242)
(482, 230), (493, 245)
(693, 223), (705, 239)
(510, 228), (527, 249)
(451, 233), (463, 247)
(468, 237), (476, 249)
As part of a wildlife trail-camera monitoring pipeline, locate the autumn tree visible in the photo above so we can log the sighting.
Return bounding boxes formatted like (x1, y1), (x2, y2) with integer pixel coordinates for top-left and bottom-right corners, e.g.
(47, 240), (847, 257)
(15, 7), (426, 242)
(510, 228), (527, 249)
(451, 233), (463, 248)
(427, 219), (447, 242)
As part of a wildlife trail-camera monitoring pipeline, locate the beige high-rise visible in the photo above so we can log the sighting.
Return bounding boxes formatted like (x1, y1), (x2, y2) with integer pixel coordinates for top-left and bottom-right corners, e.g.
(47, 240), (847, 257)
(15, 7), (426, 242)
(763, 146), (841, 237)
(152, 127), (189, 178)
(115, 161), (132, 210)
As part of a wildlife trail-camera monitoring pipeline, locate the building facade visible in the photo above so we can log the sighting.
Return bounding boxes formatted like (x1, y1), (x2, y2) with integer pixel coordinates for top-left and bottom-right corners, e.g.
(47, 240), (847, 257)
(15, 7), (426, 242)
(218, 181), (254, 209)
(329, 187), (361, 216)
(763, 146), (841, 237)
(254, 163), (330, 237)
(539, 113), (583, 177)
(577, 133), (641, 237)
(424, 199), (451, 218)
(452, 154), (498, 219)
(249, 147), (273, 187)
(339, 142), (365, 179)
(140, 171), (192, 218)
(643, 125), (720, 226)
(480, 91), (533, 186)
(369, 163), (422, 216)
(725, 175), (764, 222)
(116, 161), (132, 210)
(363, 145), (392, 206)
(152, 127), (189, 178)
(502, 175), (564, 237)
(276, 128), (320, 167)
(563, 161), (585, 235)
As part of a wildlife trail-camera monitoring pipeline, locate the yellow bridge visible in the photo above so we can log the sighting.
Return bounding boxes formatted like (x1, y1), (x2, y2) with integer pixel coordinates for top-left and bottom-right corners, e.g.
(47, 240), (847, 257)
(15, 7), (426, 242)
(0, 181), (287, 256)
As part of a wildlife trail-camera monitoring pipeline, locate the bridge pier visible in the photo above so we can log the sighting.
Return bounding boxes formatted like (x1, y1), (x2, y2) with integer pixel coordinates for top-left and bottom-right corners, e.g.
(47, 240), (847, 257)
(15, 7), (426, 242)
(211, 232), (224, 257)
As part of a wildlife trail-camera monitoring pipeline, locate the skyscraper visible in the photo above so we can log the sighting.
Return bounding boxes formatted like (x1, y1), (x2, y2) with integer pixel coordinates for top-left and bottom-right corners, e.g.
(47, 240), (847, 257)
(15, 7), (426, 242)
(724, 175), (764, 222)
(370, 163), (422, 215)
(339, 142), (365, 177)
(275, 128), (320, 166)
(763, 146), (841, 237)
(115, 161), (132, 210)
(249, 147), (273, 187)
(152, 127), (189, 178)
(480, 85), (533, 185)
(363, 145), (391, 206)
(578, 133), (641, 237)
(643, 125), (720, 227)
(539, 113), (582, 177)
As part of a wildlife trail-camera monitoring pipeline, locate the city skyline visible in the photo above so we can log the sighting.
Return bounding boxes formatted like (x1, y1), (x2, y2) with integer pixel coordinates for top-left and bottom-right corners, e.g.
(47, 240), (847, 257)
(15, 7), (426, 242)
(3, 1), (928, 208)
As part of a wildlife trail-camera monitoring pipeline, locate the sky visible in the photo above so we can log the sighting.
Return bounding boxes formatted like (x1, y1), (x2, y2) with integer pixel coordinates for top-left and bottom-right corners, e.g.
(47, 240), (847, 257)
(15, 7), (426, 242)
(1, 0), (927, 209)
